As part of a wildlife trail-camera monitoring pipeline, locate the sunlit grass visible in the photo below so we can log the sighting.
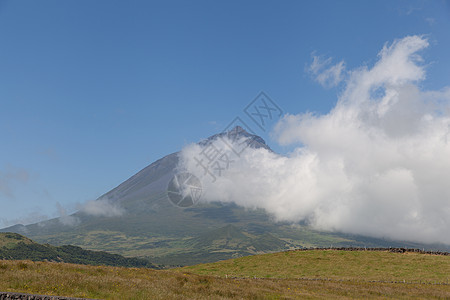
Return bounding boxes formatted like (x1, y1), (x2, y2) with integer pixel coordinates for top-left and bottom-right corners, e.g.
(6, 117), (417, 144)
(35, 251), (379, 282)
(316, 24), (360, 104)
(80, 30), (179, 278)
(184, 250), (450, 283)
(0, 250), (449, 299)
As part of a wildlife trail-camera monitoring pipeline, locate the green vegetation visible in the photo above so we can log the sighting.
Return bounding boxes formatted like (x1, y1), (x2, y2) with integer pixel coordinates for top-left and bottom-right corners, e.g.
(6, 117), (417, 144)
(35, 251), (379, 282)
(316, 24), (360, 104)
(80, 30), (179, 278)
(7, 219), (447, 266)
(0, 233), (34, 248)
(0, 233), (158, 269)
(150, 224), (294, 266)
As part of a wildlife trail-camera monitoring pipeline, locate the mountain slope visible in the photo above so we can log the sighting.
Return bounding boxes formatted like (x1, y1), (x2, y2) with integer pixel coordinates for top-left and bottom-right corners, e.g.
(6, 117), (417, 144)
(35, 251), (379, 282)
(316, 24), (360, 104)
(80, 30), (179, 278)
(188, 224), (291, 253)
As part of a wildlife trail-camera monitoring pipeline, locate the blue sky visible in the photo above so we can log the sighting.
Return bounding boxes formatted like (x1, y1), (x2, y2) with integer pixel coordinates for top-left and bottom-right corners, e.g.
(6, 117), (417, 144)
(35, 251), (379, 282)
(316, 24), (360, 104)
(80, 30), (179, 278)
(1, 0), (450, 227)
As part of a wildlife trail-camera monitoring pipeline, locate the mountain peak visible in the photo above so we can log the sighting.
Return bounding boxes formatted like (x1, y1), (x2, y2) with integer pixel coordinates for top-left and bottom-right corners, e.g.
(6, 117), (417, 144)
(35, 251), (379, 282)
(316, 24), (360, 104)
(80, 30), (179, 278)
(199, 126), (272, 151)
(229, 125), (245, 133)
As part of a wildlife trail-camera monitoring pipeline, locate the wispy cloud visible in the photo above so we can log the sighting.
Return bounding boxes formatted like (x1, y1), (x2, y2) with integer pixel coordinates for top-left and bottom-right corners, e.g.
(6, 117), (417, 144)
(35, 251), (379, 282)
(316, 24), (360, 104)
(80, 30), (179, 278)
(0, 212), (49, 229)
(425, 17), (436, 26)
(80, 198), (124, 217)
(56, 202), (80, 226)
(180, 35), (450, 245)
(307, 54), (345, 88)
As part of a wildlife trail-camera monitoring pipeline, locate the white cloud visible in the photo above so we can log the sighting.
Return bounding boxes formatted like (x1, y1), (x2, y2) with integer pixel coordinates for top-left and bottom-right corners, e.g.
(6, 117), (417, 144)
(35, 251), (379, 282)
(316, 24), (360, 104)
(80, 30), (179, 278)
(80, 198), (124, 217)
(308, 54), (345, 88)
(180, 35), (450, 245)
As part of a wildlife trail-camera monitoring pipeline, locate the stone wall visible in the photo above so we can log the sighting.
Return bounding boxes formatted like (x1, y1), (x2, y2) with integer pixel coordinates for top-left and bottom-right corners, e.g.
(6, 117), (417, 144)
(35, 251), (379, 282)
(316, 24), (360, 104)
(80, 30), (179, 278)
(295, 247), (449, 255)
(0, 292), (93, 300)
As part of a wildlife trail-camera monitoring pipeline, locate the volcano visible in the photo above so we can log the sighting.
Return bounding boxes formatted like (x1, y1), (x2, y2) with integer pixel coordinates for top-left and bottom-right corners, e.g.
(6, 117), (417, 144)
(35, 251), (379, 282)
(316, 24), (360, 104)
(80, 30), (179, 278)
(1, 126), (446, 265)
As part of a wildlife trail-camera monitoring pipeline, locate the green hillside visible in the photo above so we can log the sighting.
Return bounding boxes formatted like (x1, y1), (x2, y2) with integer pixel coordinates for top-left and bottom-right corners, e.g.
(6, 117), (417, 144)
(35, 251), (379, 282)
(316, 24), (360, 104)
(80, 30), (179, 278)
(150, 224), (295, 266)
(187, 224), (293, 252)
(0, 232), (34, 248)
(0, 232), (159, 269)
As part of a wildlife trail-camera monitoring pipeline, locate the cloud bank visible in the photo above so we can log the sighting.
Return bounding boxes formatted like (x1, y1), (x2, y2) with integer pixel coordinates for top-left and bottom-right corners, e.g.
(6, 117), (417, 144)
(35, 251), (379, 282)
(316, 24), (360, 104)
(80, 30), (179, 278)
(179, 35), (450, 245)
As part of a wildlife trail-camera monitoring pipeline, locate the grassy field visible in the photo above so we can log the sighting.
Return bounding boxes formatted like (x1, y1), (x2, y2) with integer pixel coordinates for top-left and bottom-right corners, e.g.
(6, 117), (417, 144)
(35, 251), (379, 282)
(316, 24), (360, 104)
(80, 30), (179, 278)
(0, 250), (449, 299)
(183, 249), (450, 283)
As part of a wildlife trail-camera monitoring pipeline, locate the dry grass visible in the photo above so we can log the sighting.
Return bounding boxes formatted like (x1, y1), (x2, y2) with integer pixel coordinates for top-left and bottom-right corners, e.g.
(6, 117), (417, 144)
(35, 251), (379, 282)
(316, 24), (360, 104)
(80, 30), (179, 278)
(0, 250), (449, 299)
